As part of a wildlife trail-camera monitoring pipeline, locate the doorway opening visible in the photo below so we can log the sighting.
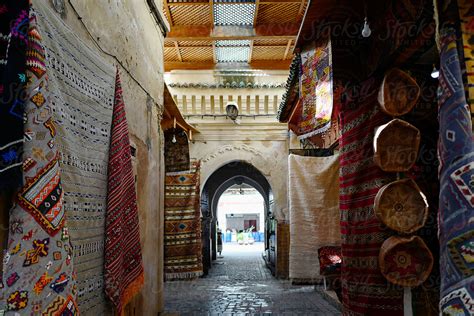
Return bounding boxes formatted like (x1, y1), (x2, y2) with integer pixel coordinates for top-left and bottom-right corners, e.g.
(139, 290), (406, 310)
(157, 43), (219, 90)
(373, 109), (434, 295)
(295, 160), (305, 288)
(217, 184), (265, 257)
(200, 160), (275, 275)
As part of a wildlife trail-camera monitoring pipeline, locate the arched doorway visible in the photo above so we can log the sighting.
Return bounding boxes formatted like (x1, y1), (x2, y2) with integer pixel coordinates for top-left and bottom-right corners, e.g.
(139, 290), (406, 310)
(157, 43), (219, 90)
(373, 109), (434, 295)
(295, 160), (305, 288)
(200, 161), (274, 275)
(217, 183), (265, 254)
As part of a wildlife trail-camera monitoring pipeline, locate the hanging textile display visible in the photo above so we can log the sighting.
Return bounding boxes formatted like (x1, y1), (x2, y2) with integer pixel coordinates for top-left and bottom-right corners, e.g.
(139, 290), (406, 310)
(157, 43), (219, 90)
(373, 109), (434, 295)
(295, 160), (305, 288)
(339, 81), (403, 315)
(297, 38), (333, 140)
(164, 128), (190, 174)
(437, 25), (474, 315)
(458, 0), (474, 108)
(1, 6), (78, 314)
(104, 71), (144, 314)
(288, 154), (341, 281)
(164, 161), (203, 280)
(33, 1), (116, 313)
(0, 0), (29, 191)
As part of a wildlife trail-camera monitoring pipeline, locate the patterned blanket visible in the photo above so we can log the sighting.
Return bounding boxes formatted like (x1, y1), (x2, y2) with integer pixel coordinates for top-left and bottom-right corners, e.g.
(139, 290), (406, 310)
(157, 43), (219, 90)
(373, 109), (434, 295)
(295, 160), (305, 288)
(458, 0), (474, 109)
(297, 38), (333, 140)
(104, 71), (144, 314)
(339, 79), (403, 315)
(437, 24), (474, 315)
(0, 0), (28, 191)
(34, 1), (115, 313)
(164, 161), (203, 280)
(1, 6), (78, 314)
(288, 154), (341, 281)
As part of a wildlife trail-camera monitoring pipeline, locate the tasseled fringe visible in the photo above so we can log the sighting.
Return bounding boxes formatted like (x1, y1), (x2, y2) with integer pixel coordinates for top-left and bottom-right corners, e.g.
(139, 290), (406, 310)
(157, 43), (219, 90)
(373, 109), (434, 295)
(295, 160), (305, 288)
(297, 122), (331, 140)
(119, 272), (145, 316)
(165, 271), (203, 281)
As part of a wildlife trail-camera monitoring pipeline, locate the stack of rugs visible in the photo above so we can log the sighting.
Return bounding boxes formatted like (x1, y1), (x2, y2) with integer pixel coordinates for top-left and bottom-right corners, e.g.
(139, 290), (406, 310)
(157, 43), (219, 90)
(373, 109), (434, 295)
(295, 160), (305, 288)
(164, 161), (203, 280)
(0, 1), (144, 314)
(288, 154), (341, 282)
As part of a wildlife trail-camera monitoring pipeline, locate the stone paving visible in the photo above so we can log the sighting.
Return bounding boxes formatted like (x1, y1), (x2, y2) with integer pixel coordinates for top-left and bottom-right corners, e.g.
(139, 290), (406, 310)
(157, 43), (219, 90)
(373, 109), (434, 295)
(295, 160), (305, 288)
(164, 243), (341, 315)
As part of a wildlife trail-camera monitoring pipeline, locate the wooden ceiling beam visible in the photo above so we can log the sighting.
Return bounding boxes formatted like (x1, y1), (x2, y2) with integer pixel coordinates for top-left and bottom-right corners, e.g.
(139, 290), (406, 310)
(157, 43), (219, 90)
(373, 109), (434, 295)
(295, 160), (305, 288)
(253, 0), (260, 26)
(166, 23), (299, 41)
(209, 0), (214, 28)
(174, 41), (183, 62)
(165, 60), (292, 71)
(164, 1), (173, 26)
(283, 39), (292, 60)
(248, 40), (254, 63)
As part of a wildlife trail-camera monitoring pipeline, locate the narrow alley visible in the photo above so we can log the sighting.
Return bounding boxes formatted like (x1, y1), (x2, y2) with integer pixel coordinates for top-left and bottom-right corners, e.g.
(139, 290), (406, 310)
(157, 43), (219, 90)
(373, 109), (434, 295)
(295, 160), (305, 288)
(165, 244), (340, 315)
(0, 0), (472, 315)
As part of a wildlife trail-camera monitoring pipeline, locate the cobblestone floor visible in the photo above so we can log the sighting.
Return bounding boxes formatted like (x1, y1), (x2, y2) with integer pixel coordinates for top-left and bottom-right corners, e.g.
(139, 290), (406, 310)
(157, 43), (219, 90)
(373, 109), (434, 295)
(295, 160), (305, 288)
(164, 243), (341, 315)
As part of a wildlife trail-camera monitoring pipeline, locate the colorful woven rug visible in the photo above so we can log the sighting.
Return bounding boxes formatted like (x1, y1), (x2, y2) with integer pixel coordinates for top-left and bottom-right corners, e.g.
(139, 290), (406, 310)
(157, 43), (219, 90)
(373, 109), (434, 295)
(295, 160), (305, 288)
(1, 6), (78, 314)
(164, 161), (203, 280)
(0, 0), (28, 191)
(297, 38), (333, 140)
(34, 1), (115, 313)
(458, 0), (474, 109)
(164, 128), (190, 174)
(339, 79), (403, 315)
(437, 25), (474, 315)
(288, 154), (341, 281)
(105, 70), (144, 314)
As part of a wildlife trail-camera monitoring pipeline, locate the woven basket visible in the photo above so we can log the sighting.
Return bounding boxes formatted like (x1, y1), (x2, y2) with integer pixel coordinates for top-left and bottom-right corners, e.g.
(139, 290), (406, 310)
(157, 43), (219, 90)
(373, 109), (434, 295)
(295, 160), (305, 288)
(378, 68), (420, 116)
(374, 119), (421, 172)
(375, 179), (429, 234)
(379, 236), (433, 287)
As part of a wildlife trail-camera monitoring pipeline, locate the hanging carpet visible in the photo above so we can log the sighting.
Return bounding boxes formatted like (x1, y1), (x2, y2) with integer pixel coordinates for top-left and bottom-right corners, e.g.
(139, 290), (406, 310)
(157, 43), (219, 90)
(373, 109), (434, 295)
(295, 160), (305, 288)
(339, 80), (403, 315)
(437, 17), (474, 315)
(164, 161), (203, 280)
(458, 0), (474, 108)
(104, 70), (144, 315)
(288, 154), (341, 282)
(1, 5), (78, 314)
(34, 1), (115, 314)
(0, 0), (29, 191)
(296, 38), (333, 140)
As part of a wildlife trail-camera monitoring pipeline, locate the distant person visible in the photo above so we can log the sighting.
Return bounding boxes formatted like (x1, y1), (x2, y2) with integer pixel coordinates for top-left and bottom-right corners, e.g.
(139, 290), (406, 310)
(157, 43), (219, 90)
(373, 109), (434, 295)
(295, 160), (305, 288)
(217, 229), (223, 256)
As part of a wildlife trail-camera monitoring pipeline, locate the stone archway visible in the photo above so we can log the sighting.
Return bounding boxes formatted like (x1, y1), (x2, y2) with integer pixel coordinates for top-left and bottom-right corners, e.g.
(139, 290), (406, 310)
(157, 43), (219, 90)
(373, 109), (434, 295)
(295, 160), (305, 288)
(200, 161), (273, 275)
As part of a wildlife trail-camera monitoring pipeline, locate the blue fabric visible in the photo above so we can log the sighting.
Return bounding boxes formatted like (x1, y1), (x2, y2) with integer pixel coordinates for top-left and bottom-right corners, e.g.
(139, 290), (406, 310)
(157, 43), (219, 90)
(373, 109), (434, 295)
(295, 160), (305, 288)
(438, 28), (474, 315)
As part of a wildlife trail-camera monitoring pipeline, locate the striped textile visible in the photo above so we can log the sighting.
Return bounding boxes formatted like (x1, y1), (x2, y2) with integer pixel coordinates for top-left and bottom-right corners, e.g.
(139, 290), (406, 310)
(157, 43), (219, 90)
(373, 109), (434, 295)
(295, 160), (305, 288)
(164, 161), (203, 280)
(339, 79), (403, 315)
(104, 70), (144, 314)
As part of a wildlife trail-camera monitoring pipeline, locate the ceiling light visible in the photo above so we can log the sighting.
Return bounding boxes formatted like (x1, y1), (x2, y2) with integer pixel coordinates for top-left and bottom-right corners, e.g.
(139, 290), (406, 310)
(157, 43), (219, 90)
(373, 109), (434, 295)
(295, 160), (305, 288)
(362, 17), (372, 38)
(431, 65), (439, 79)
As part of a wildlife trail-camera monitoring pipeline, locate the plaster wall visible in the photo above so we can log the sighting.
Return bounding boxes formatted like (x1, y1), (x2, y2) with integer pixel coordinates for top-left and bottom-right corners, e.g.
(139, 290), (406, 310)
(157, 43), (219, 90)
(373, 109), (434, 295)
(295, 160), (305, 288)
(188, 121), (289, 221)
(47, 1), (166, 314)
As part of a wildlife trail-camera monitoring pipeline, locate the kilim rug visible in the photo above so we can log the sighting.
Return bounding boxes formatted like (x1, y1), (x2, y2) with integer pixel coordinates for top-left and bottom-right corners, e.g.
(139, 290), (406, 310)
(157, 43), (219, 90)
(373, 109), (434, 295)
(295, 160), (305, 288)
(104, 70), (144, 315)
(164, 161), (203, 280)
(437, 25), (474, 315)
(339, 79), (403, 315)
(1, 6), (78, 314)
(0, 0), (28, 191)
(458, 0), (474, 108)
(296, 38), (333, 140)
(164, 128), (190, 174)
(288, 154), (341, 282)
(34, 1), (115, 314)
